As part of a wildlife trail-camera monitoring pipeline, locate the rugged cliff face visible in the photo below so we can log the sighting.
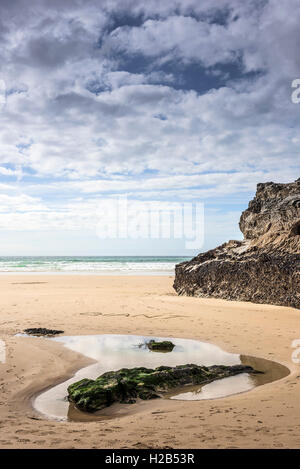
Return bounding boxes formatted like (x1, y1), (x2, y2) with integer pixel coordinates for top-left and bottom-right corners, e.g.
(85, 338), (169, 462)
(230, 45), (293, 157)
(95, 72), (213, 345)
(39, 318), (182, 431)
(173, 179), (300, 309)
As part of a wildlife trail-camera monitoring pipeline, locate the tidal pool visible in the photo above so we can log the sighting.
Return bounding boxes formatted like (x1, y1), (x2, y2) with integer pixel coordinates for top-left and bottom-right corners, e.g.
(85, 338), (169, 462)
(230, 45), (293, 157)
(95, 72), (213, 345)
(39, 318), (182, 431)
(23, 334), (289, 421)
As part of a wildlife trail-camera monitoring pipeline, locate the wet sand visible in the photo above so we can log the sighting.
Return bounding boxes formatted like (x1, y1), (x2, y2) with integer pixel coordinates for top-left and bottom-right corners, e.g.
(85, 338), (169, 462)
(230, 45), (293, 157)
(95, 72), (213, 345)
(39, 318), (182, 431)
(0, 274), (299, 448)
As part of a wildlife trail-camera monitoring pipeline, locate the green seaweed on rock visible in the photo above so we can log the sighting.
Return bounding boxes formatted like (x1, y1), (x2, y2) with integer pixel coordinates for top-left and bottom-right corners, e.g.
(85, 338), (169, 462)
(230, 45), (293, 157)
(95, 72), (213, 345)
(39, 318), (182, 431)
(146, 340), (175, 352)
(68, 363), (261, 413)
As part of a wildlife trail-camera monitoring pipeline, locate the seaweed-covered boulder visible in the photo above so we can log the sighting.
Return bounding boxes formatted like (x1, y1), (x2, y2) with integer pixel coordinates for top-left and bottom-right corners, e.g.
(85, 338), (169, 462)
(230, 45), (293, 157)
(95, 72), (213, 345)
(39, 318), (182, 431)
(146, 340), (175, 352)
(67, 363), (259, 412)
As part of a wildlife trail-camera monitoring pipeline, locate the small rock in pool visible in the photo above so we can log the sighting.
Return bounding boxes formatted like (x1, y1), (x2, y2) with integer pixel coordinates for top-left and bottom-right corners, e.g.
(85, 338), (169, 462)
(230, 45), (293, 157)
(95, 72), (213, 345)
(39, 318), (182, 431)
(24, 328), (64, 336)
(146, 340), (175, 352)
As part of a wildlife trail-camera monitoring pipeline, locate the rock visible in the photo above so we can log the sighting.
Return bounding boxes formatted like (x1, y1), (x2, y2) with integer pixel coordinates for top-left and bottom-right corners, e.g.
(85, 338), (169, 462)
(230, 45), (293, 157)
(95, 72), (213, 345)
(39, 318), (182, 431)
(67, 363), (259, 412)
(239, 178), (300, 251)
(146, 340), (175, 352)
(24, 328), (64, 336)
(174, 179), (300, 309)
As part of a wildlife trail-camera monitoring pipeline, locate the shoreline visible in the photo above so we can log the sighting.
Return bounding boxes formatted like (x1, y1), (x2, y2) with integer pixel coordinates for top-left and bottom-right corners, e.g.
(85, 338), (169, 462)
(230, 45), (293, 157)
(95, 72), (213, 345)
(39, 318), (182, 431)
(0, 271), (175, 276)
(0, 255), (191, 277)
(0, 274), (299, 448)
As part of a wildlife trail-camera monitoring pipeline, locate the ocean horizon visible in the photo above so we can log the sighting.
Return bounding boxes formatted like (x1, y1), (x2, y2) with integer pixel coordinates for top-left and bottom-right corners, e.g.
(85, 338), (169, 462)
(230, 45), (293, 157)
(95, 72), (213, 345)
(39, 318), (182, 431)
(0, 256), (191, 275)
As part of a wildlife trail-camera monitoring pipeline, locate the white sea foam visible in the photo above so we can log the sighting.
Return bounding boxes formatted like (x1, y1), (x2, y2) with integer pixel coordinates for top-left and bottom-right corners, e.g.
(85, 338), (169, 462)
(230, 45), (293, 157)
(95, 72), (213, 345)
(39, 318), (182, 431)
(0, 256), (190, 274)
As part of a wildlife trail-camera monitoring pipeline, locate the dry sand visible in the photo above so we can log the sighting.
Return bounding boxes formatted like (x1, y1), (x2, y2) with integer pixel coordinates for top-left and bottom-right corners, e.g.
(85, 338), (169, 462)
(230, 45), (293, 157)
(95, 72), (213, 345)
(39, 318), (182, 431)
(0, 274), (299, 449)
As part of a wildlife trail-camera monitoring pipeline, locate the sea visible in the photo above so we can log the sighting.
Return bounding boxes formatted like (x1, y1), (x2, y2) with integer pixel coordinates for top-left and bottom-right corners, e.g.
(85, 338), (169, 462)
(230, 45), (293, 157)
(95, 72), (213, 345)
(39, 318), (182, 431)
(0, 256), (191, 275)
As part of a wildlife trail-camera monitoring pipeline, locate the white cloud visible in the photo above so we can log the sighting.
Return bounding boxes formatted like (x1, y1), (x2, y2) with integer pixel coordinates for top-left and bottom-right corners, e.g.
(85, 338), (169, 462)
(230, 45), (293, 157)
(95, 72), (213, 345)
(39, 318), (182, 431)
(0, 0), (299, 252)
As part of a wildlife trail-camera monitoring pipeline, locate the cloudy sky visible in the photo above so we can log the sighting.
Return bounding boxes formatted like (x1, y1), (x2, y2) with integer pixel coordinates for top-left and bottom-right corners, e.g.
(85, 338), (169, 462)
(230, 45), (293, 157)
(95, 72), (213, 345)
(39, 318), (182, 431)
(0, 0), (299, 255)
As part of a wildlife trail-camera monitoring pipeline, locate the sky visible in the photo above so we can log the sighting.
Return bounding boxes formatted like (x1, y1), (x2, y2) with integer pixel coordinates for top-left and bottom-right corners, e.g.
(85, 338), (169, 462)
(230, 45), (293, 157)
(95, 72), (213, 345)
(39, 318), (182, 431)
(0, 0), (299, 256)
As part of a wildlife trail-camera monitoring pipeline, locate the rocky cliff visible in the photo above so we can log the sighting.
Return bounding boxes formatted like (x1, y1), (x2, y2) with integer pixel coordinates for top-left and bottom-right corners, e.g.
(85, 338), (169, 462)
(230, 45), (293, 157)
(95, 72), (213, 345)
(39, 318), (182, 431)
(173, 179), (300, 309)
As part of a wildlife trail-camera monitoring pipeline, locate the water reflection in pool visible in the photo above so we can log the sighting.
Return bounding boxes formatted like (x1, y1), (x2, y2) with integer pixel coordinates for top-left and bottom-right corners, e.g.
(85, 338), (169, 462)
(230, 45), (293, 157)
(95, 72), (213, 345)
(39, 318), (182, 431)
(29, 334), (289, 421)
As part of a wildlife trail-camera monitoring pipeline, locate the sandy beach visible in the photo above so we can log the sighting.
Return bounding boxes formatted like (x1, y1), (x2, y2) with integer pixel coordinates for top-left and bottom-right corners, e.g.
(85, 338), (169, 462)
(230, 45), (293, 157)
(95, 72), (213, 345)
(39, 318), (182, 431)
(0, 274), (299, 449)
